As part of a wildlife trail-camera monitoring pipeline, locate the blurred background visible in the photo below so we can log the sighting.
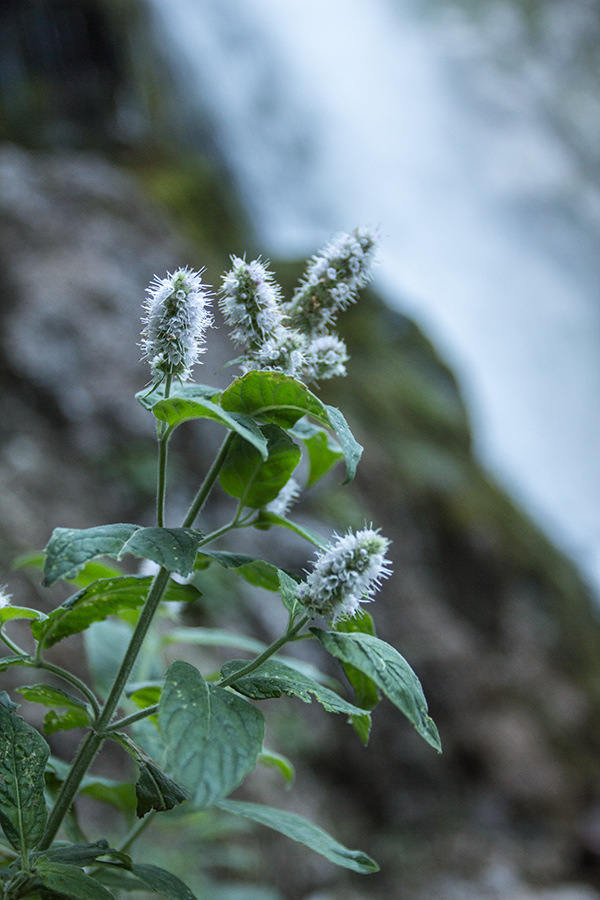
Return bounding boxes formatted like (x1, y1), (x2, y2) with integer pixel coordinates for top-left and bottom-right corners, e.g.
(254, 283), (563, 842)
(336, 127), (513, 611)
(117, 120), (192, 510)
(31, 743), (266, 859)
(1, 1), (600, 899)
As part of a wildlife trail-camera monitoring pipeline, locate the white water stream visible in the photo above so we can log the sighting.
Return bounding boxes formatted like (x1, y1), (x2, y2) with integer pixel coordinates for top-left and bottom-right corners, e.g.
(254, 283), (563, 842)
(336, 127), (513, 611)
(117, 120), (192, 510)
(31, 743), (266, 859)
(147, 0), (600, 592)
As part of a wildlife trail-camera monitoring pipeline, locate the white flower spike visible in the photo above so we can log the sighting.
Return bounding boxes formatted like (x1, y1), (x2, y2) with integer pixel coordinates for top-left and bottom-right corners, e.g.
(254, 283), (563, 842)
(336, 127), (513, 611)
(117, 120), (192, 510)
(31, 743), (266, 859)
(141, 267), (213, 383)
(220, 257), (284, 350)
(297, 528), (391, 623)
(0, 586), (12, 609)
(285, 227), (379, 337)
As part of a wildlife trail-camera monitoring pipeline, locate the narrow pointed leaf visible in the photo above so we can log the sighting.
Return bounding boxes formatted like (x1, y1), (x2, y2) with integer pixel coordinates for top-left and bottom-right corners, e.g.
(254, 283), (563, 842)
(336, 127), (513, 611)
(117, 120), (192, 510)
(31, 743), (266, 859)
(43, 708), (91, 735)
(32, 577), (200, 647)
(335, 613), (380, 733)
(33, 840), (111, 866)
(253, 511), (328, 548)
(129, 864), (196, 900)
(159, 661), (264, 810)
(311, 629), (441, 752)
(0, 704), (49, 851)
(0, 606), (46, 625)
(277, 570), (301, 617)
(219, 425), (301, 509)
(36, 860), (115, 900)
(199, 550), (294, 593)
(217, 800), (379, 873)
(323, 405), (363, 484)
(258, 748), (295, 784)
(136, 760), (188, 818)
(16, 685), (89, 713)
(221, 659), (370, 726)
(290, 420), (344, 488)
(150, 397), (269, 460)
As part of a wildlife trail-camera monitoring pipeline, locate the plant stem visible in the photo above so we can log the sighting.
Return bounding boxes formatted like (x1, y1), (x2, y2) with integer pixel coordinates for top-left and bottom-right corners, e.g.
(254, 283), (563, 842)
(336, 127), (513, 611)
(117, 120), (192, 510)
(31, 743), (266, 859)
(106, 705), (159, 732)
(218, 616), (310, 689)
(39, 567), (172, 850)
(0, 630), (27, 657)
(35, 660), (101, 719)
(156, 373), (173, 527)
(183, 432), (234, 528)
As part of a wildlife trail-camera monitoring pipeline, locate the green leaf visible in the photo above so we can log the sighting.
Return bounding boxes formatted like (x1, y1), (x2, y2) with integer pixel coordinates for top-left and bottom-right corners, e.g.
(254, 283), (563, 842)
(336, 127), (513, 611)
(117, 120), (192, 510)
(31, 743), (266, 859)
(0, 704), (49, 851)
(217, 800), (379, 874)
(199, 551), (287, 593)
(253, 511), (328, 548)
(277, 569), (301, 617)
(290, 420), (343, 488)
(36, 860), (115, 900)
(33, 840), (111, 866)
(219, 425), (301, 509)
(220, 371), (327, 429)
(129, 864), (196, 900)
(159, 661), (265, 810)
(323, 405), (363, 484)
(135, 760), (188, 818)
(0, 606), (46, 626)
(43, 524), (138, 585)
(334, 612), (380, 744)
(42, 526), (204, 586)
(136, 382), (220, 411)
(163, 628), (268, 655)
(16, 685), (89, 713)
(122, 529), (204, 578)
(221, 659), (370, 727)
(311, 630), (442, 752)
(79, 777), (136, 815)
(43, 709), (92, 735)
(128, 684), (162, 710)
(258, 748), (295, 785)
(32, 577), (200, 647)
(150, 397), (269, 460)
(220, 372), (362, 483)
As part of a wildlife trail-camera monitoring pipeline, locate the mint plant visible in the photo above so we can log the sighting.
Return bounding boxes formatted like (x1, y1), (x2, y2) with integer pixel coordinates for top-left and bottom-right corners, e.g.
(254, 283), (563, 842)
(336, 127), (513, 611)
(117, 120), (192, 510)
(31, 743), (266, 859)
(0, 228), (441, 899)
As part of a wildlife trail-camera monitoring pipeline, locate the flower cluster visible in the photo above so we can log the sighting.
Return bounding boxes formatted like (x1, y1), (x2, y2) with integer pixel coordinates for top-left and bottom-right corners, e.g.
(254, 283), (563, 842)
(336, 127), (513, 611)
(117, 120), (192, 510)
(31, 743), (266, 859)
(297, 528), (391, 623)
(218, 229), (377, 384)
(284, 227), (378, 338)
(220, 257), (284, 350)
(0, 586), (11, 609)
(141, 267), (213, 383)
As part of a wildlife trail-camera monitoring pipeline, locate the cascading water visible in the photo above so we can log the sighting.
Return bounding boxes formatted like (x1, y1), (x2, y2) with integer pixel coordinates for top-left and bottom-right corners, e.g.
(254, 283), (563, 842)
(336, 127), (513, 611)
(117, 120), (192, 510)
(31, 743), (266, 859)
(146, 0), (600, 593)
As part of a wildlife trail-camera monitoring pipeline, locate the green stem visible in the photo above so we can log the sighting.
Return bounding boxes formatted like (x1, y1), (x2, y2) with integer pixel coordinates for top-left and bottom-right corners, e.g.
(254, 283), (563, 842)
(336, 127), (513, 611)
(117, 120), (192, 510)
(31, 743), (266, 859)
(39, 567), (172, 850)
(0, 630), (28, 657)
(183, 432), (234, 528)
(35, 661), (101, 719)
(106, 705), (159, 732)
(116, 810), (156, 853)
(156, 373), (173, 527)
(218, 616), (310, 689)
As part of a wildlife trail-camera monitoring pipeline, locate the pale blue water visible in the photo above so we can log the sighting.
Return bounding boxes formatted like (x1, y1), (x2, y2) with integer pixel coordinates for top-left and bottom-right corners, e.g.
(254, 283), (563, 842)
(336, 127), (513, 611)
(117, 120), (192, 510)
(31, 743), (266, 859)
(147, 0), (600, 593)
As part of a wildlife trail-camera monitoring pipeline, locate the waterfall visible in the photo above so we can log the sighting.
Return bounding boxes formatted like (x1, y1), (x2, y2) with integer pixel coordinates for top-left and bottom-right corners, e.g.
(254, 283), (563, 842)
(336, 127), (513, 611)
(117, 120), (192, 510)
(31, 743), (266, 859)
(146, 0), (600, 593)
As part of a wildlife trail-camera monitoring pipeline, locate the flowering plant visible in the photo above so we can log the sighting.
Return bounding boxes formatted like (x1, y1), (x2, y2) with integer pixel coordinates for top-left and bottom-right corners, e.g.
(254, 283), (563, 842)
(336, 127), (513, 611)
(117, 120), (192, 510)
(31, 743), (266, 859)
(0, 230), (440, 899)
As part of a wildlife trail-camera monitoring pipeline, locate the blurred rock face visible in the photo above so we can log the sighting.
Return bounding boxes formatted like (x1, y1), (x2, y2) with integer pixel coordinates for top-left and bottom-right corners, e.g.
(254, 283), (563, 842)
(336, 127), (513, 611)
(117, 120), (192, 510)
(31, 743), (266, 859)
(0, 144), (182, 555)
(1, 146), (600, 899)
